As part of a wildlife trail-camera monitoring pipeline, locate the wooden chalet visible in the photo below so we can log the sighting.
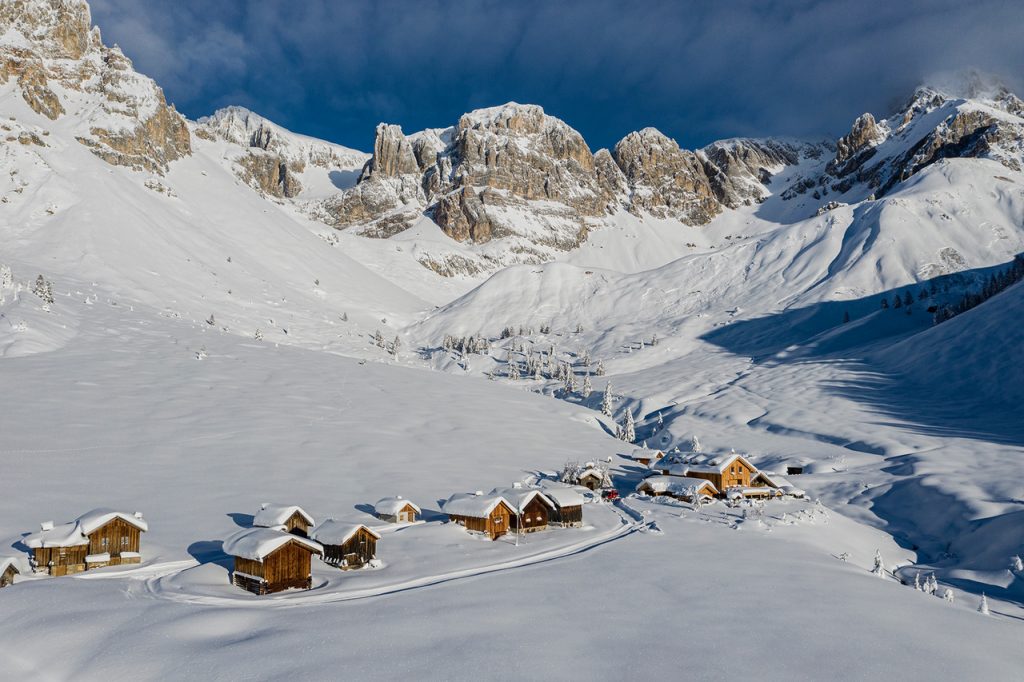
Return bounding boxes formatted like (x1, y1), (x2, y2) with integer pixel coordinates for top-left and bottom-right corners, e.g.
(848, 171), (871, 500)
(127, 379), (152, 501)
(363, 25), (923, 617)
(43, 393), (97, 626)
(0, 557), (19, 588)
(658, 452), (759, 496)
(442, 492), (515, 540)
(637, 475), (719, 501)
(223, 527), (323, 595)
(23, 509), (148, 576)
(311, 520), (381, 569)
(750, 471), (805, 498)
(539, 486), (585, 528)
(253, 503), (314, 537)
(631, 446), (665, 466)
(374, 496), (421, 524)
(491, 487), (555, 533)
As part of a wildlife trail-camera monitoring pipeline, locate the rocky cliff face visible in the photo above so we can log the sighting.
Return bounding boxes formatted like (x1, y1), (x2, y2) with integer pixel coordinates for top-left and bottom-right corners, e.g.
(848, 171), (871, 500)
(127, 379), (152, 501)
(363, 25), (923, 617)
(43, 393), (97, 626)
(194, 107), (367, 200)
(0, 0), (191, 173)
(319, 103), (799, 260)
(786, 85), (1024, 202)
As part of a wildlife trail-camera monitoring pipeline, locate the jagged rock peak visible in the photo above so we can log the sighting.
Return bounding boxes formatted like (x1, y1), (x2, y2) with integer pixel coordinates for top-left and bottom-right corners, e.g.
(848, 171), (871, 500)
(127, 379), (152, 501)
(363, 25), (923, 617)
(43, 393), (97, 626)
(613, 127), (721, 223)
(831, 113), (885, 169)
(363, 123), (419, 179)
(0, 0), (191, 173)
(0, 0), (99, 60)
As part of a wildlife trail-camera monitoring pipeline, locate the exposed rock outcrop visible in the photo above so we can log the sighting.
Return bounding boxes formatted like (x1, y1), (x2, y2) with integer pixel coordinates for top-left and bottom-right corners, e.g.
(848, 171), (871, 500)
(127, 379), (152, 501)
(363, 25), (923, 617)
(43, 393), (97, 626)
(613, 128), (721, 224)
(0, 0), (191, 173)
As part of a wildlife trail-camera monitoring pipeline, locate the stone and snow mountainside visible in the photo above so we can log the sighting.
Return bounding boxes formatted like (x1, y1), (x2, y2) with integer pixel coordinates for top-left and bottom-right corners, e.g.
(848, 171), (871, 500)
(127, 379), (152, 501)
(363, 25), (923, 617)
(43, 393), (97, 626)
(2, 1), (1024, 679)
(193, 106), (368, 201)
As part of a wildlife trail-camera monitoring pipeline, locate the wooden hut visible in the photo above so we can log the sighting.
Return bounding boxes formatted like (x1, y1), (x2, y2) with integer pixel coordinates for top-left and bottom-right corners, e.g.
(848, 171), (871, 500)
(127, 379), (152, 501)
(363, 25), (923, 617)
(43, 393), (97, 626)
(578, 469), (605, 491)
(491, 487), (555, 533)
(631, 446), (665, 466)
(750, 471), (805, 498)
(0, 558), (19, 588)
(311, 520), (381, 569)
(223, 527), (323, 595)
(636, 475), (719, 501)
(253, 503), (314, 537)
(23, 509), (148, 575)
(540, 486), (585, 528)
(442, 492), (515, 540)
(374, 496), (421, 524)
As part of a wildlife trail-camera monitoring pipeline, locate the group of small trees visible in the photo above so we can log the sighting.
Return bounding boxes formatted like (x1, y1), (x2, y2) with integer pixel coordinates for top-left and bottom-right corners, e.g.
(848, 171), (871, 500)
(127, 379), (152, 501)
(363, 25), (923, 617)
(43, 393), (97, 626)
(441, 334), (489, 356)
(933, 255), (1024, 324)
(375, 329), (402, 356)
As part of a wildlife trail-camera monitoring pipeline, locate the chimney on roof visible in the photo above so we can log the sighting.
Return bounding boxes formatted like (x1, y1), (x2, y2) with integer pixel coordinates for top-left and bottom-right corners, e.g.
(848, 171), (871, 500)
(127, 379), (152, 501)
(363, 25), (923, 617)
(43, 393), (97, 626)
(133, 511), (143, 519)
(512, 482), (522, 489)
(474, 490), (483, 496)
(41, 521), (54, 531)
(396, 495), (403, 500)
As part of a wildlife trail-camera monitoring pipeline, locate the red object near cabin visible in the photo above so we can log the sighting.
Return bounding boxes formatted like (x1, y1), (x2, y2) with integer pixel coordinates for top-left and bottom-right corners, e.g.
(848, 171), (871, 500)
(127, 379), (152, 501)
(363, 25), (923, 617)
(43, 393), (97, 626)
(601, 489), (619, 500)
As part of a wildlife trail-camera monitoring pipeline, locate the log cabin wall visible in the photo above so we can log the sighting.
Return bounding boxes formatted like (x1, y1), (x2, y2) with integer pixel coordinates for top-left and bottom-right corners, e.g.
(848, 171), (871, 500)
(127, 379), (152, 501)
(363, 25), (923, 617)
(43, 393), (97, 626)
(552, 505), (583, 527)
(284, 511), (310, 537)
(511, 498), (549, 532)
(87, 518), (142, 564)
(33, 546), (88, 576)
(263, 542), (314, 591)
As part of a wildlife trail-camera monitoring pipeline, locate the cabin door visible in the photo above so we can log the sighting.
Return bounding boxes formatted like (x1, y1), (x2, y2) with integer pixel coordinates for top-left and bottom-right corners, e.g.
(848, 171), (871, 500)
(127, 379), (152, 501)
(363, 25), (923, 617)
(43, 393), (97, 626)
(399, 511), (410, 523)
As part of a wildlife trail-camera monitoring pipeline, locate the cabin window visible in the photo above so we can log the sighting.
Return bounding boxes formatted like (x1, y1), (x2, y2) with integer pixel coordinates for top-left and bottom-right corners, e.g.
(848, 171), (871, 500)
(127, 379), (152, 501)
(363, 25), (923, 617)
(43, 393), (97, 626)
(102, 537), (108, 548)
(121, 536), (129, 547)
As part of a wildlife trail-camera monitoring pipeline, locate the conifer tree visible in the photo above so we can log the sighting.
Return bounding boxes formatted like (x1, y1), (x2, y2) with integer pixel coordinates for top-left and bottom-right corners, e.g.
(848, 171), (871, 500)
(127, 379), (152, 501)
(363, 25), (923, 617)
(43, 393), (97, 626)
(595, 360), (606, 376)
(871, 549), (885, 577)
(581, 372), (592, 398)
(601, 382), (614, 417)
(622, 408), (636, 443)
(978, 593), (990, 615)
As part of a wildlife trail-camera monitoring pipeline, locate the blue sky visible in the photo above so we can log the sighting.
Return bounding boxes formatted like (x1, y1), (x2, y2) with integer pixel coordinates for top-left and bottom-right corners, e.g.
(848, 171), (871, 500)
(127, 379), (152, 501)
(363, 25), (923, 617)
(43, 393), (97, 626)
(89, 0), (1024, 152)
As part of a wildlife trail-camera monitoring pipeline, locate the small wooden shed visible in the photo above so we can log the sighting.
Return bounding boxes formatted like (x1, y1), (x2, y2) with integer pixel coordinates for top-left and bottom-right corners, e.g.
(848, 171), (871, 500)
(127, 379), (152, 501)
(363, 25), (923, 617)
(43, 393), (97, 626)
(311, 520), (381, 569)
(631, 446), (665, 466)
(374, 496), (421, 524)
(223, 527), (323, 595)
(442, 492), (515, 540)
(578, 469), (604, 491)
(492, 487), (555, 533)
(0, 558), (19, 588)
(23, 509), (148, 575)
(540, 487), (585, 528)
(253, 503), (314, 537)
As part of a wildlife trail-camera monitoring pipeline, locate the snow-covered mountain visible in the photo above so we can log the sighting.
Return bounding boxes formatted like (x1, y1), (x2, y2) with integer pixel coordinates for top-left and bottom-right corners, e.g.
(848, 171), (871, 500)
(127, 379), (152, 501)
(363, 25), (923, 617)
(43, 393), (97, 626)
(2, 1), (1024, 677)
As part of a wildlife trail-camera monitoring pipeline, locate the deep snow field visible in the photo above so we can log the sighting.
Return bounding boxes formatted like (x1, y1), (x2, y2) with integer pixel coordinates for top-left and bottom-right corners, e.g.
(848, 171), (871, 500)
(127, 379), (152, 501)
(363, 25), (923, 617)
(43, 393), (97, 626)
(2, 53), (1024, 678)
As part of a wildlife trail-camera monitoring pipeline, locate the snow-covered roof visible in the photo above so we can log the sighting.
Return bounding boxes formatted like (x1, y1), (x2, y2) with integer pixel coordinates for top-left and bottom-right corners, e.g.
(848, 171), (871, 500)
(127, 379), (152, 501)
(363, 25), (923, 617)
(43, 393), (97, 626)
(631, 446), (663, 459)
(489, 488), (555, 514)
(442, 492), (512, 518)
(538, 486), (585, 508)
(76, 508), (148, 535)
(637, 475), (719, 496)
(253, 503), (314, 529)
(754, 472), (806, 497)
(374, 496), (421, 516)
(0, 557), (20, 575)
(23, 509), (147, 549)
(578, 468), (604, 480)
(23, 521), (89, 548)
(310, 520), (381, 546)
(658, 452), (757, 475)
(222, 527), (322, 561)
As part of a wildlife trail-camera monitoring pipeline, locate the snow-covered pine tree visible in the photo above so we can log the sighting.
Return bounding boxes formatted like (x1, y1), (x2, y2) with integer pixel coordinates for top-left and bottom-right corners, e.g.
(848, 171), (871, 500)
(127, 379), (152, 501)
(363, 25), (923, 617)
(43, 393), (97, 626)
(690, 435), (702, 453)
(391, 336), (401, 356)
(943, 588), (954, 604)
(533, 361), (543, 381)
(374, 329), (385, 348)
(1010, 555), (1023, 573)
(651, 334), (658, 347)
(581, 372), (592, 398)
(254, 328), (263, 341)
(595, 360), (606, 376)
(978, 593), (990, 615)
(206, 314), (216, 326)
(601, 382), (614, 417)
(0, 265), (12, 290)
(925, 574), (938, 595)
(871, 549), (885, 577)
(564, 369), (577, 394)
(580, 348), (591, 366)
(508, 359), (521, 380)
(914, 571), (921, 591)
(656, 411), (664, 432)
(622, 408), (636, 443)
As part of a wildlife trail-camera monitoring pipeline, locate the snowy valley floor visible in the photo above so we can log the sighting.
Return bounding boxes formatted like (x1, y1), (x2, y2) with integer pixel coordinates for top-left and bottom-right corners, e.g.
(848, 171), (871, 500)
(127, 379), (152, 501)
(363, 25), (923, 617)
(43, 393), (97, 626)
(1, 300), (1023, 680)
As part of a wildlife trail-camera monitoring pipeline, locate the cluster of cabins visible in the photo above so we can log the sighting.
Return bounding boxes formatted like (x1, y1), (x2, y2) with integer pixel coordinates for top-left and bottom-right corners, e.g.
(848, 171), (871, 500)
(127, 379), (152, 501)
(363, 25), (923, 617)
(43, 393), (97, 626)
(3, 449), (796, 596)
(632, 448), (805, 503)
(441, 485), (585, 540)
